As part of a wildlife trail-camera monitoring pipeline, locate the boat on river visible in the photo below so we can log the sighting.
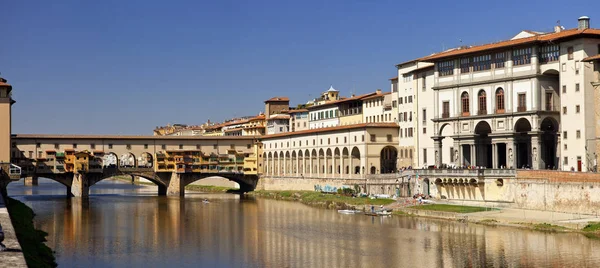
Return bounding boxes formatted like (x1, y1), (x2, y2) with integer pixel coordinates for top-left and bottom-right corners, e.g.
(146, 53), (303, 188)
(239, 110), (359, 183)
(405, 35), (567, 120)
(364, 210), (392, 216)
(337, 209), (362, 214)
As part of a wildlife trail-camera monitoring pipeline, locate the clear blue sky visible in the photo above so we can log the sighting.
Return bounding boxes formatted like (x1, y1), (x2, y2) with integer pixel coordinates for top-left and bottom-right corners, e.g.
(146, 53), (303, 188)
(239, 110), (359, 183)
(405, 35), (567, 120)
(2, 0), (597, 135)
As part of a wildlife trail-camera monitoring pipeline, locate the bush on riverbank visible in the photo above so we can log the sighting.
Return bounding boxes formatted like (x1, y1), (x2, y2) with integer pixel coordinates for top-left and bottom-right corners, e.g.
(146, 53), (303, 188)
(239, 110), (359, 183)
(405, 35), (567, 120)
(583, 222), (600, 232)
(249, 190), (395, 210)
(5, 197), (57, 268)
(412, 204), (492, 213)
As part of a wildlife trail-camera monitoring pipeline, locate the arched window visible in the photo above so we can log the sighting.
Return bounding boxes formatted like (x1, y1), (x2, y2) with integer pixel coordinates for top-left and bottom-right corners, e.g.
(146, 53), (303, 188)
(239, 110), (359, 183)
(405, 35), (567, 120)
(461, 92), (470, 116)
(478, 90), (487, 115)
(496, 88), (505, 113)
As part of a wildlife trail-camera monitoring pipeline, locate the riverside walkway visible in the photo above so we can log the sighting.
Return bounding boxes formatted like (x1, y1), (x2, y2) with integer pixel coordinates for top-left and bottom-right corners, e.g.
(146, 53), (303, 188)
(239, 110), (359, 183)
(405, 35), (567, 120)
(0, 196), (27, 268)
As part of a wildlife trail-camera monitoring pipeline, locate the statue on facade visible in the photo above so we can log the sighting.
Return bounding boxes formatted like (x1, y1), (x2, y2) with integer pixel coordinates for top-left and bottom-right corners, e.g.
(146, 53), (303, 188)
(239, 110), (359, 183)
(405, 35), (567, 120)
(509, 148), (513, 162)
(533, 147), (537, 161)
(454, 150), (459, 162)
(435, 150), (439, 164)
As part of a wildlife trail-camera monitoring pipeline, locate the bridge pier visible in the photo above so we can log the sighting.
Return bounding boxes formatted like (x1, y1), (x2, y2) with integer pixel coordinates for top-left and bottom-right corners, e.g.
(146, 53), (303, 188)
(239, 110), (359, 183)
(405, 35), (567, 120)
(23, 176), (38, 186)
(166, 172), (184, 196)
(70, 173), (90, 198)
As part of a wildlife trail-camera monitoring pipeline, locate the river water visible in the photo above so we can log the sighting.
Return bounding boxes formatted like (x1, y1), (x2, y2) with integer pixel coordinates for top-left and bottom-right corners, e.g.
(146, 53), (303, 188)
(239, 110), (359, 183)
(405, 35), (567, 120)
(7, 178), (600, 268)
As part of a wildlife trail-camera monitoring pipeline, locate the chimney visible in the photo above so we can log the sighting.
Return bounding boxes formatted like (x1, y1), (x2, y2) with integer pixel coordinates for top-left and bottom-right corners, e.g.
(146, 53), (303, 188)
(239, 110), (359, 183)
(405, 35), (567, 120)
(578, 16), (590, 30)
(554, 25), (562, 33)
(376, 89), (382, 94)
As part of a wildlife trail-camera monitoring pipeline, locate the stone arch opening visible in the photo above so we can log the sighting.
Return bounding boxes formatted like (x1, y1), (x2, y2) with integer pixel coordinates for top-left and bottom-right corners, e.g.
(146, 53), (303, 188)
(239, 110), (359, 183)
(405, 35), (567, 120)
(311, 149), (317, 175)
(103, 153), (119, 169)
(342, 147), (350, 174)
(351, 147), (361, 174)
(138, 152), (153, 168)
(334, 148), (341, 175)
(120, 153), (136, 168)
(514, 118), (532, 168)
(474, 121), (492, 168)
(380, 146), (397, 173)
(326, 148), (333, 174)
(540, 117), (559, 169)
(291, 151), (297, 175)
(370, 166), (376, 174)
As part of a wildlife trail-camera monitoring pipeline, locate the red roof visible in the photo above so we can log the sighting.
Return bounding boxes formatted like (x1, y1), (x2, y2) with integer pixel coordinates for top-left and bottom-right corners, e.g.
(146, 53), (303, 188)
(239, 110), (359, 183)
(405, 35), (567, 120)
(263, 123), (398, 139)
(265, 96), (290, 103)
(420, 28), (600, 62)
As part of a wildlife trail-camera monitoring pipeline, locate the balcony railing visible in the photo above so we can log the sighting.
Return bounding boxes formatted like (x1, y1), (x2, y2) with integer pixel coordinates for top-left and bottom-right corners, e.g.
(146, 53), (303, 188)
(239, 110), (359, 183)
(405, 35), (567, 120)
(477, 110), (487, 115)
(517, 106), (527, 112)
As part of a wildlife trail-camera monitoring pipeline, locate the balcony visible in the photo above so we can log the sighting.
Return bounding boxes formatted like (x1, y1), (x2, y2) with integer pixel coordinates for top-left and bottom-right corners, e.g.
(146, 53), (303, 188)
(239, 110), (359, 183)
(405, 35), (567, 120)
(495, 109), (505, 114)
(477, 110), (487, 115)
(517, 106), (527, 112)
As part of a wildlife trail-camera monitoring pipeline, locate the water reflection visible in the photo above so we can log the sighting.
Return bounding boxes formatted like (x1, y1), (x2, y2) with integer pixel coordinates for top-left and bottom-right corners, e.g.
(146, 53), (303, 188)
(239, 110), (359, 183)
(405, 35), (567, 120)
(7, 179), (600, 267)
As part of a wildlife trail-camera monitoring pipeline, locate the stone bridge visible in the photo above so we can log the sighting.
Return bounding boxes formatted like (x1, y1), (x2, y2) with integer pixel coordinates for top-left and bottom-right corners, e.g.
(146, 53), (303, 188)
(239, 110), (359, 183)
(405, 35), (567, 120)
(16, 167), (259, 197)
(3, 134), (264, 197)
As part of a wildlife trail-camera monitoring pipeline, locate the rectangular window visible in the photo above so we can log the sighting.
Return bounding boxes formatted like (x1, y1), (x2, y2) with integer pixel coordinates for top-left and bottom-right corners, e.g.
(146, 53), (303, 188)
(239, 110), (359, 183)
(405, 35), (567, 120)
(576, 83), (580, 92)
(127, 144), (132, 150)
(442, 101), (450, 118)
(108, 144), (113, 149)
(563, 106), (567, 115)
(408, 96), (413, 103)
(423, 149), (427, 164)
(562, 85), (566, 93)
(423, 127), (427, 134)
(422, 109), (427, 123)
(576, 105), (580, 113)
(576, 130), (581, 139)
(387, 135), (392, 142)
(512, 48), (532, 66)
(422, 75), (426, 91)
(494, 52), (506, 68)
(91, 143), (96, 149)
(563, 131), (567, 139)
(392, 100), (397, 108)
(399, 98), (403, 104)
(36, 143), (41, 148)
(518, 93), (526, 112)
(564, 156), (568, 165)
(450, 147), (454, 162)
(213, 144), (218, 149)
(460, 58), (470, 73)
(564, 144), (568, 150)
(568, 46), (574, 60)
(196, 144), (201, 150)
(73, 143), (77, 149)
(437, 60), (454, 76)
(344, 137), (347, 143)
(362, 135), (365, 142)
(178, 144), (183, 149)
(161, 144), (166, 149)
(472, 54), (491, 71)
(539, 44), (559, 63)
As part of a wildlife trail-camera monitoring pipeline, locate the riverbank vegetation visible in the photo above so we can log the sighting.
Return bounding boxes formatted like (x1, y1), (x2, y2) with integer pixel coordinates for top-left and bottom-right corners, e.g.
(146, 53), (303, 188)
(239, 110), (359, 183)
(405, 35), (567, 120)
(249, 190), (395, 210)
(412, 204), (492, 213)
(5, 197), (57, 268)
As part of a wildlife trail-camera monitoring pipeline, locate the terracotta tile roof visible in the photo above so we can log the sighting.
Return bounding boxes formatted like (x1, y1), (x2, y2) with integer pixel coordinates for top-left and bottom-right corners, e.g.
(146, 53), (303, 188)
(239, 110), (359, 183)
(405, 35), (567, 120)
(267, 114), (290, 120)
(265, 96), (290, 102)
(64, 149), (75, 152)
(360, 92), (390, 100)
(45, 150), (56, 153)
(307, 92), (378, 110)
(13, 134), (258, 140)
(93, 150), (105, 154)
(287, 109), (309, 113)
(420, 28), (600, 62)
(389, 77), (398, 80)
(0, 81), (11, 87)
(263, 122), (398, 139)
(583, 54), (600, 62)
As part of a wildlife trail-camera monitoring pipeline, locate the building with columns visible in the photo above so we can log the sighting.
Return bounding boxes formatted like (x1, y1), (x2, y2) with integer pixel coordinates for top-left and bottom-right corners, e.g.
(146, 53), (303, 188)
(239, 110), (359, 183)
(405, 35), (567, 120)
(409, 16), (600, 171)
(261, 123), (399, 177)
